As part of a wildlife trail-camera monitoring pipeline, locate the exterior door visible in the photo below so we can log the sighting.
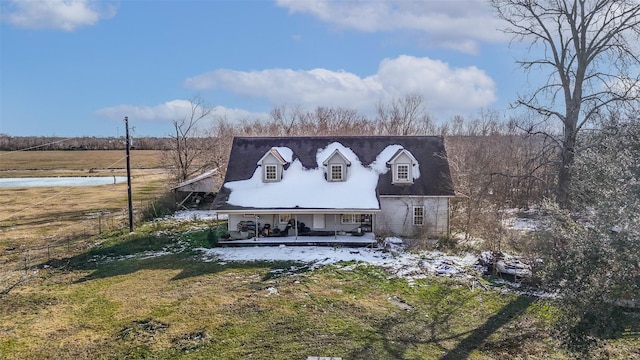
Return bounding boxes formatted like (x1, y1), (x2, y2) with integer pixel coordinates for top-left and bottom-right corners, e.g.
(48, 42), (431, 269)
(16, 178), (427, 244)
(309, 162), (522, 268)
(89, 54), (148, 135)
(313, 214), (325, 229)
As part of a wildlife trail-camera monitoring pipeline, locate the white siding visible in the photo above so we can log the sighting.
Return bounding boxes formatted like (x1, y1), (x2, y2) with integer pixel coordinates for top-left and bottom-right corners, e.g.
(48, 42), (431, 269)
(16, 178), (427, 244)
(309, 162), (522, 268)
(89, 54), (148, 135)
(377, 197), (449, 237)
(260, 153), (283, 182)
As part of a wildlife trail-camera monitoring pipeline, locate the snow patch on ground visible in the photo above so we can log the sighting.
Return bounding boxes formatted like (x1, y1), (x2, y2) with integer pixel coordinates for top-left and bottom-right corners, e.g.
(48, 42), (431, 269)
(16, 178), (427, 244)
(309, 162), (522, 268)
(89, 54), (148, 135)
(201, 239), (482, 283)
(199, 237), (546, 296)
(159, 211), (545, 295)
(167, 210), (228, 221)
(502, 209), (544, 231)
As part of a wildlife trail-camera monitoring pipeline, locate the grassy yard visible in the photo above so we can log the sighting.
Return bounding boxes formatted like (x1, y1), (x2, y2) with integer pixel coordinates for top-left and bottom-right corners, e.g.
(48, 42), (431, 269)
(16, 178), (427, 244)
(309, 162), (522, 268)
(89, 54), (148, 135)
(0, 222), (552, 359)
(1, 220), (638, 359)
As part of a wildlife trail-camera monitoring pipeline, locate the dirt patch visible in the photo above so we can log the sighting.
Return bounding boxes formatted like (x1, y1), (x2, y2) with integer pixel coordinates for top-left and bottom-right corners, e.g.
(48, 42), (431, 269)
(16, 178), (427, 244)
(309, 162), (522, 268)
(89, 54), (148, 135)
(117, 318), (169, 343)
(172, 330), (210, 352)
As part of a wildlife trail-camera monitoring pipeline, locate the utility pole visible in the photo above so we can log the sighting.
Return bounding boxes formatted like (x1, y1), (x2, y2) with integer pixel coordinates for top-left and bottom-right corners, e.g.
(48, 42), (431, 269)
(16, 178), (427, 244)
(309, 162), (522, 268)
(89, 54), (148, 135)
(124, 116), (133, 233)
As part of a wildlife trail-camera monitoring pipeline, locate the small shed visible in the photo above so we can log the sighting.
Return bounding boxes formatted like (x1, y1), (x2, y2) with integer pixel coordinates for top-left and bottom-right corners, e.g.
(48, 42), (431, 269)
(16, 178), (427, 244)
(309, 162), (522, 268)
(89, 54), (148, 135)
(172, 168), (220, 209)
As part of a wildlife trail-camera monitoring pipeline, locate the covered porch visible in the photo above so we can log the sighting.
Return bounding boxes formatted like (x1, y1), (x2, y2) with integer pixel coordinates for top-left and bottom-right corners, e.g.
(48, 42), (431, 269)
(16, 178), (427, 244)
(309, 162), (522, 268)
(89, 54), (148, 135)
(221, 209), (379, 244)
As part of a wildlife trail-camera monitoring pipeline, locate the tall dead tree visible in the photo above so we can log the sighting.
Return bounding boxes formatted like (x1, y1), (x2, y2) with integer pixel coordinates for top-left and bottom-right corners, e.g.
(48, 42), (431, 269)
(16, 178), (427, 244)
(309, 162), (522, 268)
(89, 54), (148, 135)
(169, 96), (213, 183)
(490, 0), (640, 208)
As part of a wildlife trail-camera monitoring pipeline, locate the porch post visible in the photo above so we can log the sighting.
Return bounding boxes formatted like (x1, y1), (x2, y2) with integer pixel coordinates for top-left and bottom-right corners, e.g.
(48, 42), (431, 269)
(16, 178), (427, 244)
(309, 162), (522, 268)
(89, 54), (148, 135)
(334, 214), (337, 239)
(295, 214), (298, 240)
(372, 212), (376, 235)
(255, 215), (259, 241)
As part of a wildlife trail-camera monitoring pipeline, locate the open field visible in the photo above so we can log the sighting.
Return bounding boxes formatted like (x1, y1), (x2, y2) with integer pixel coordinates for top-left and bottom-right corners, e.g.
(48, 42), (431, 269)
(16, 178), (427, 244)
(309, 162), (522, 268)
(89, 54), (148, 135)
(0, 150), (165, 174)
(0, 150), (171, 279)
(0, 150), (638, 359)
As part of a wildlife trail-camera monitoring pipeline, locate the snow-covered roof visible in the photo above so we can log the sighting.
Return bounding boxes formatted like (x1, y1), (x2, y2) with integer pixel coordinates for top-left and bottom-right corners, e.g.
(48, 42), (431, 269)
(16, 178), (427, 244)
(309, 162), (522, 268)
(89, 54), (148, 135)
(257, 147), (290, 165)
(321, 148), (352, 166)
(212, 136), (455, 212)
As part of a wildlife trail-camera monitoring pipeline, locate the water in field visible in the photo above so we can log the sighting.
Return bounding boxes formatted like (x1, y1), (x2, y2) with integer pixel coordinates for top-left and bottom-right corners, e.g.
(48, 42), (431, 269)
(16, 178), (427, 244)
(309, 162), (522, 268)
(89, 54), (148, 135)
(0, 176), (127, 188)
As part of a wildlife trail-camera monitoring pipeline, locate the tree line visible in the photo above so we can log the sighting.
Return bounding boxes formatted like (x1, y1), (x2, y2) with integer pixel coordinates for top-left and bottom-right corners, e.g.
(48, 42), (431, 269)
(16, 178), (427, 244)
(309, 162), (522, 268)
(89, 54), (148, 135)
(0, 135), (172, 151)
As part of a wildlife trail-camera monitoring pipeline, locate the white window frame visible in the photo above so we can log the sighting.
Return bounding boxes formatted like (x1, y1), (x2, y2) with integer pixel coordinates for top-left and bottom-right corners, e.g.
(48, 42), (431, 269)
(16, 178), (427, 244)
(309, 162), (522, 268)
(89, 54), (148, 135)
(330, 164), (344, 181)
(413, 206), (424, 226)
(396, 164), (410, 181)
(393, 163), (413, 184)
(264, 164), (278, 181)
(341, 214), (361, 224)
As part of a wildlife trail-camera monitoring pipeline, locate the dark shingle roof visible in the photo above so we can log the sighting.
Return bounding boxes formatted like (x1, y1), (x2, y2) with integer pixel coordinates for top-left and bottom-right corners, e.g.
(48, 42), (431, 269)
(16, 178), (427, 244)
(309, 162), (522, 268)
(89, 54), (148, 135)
(212, 136), (455, 211)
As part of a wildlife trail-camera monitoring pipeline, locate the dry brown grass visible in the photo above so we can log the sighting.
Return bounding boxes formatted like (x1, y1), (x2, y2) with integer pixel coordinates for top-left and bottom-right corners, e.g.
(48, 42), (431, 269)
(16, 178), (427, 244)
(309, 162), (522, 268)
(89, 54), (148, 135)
(0, 150), (170, 279)
(0, 150), (165, 173)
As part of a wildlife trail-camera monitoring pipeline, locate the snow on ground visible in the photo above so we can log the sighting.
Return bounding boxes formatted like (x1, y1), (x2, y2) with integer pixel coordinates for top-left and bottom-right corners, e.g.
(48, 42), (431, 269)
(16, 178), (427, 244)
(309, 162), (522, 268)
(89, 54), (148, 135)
(0, 176), (127, 188)
(166, 210), (542, 294)
(201, 239), (482, 284)
(502, 209), (544, 231)
(168, 210), (228, 221)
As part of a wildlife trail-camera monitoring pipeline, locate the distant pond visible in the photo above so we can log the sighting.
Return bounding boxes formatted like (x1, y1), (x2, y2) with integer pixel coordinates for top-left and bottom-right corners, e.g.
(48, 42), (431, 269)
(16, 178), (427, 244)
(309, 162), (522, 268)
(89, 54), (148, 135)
(0, 177), (128, 188)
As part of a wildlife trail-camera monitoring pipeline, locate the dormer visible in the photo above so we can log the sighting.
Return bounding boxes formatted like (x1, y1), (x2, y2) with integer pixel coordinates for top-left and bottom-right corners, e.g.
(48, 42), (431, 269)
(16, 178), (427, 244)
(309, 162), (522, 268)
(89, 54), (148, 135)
(322, 149), (351, 182)
(387, 149), (418, 185)
(257, 148), (288, 182)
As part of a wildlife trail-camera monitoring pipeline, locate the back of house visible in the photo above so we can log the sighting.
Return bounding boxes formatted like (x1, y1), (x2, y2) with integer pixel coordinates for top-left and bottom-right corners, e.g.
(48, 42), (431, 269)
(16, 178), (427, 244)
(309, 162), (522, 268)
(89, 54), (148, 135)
(211, 136), (455, 239)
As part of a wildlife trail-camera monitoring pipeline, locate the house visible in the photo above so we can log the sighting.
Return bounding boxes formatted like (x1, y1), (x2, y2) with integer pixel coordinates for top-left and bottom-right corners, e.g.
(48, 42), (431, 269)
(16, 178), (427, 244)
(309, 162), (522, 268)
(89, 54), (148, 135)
(211, 136), (455, 238)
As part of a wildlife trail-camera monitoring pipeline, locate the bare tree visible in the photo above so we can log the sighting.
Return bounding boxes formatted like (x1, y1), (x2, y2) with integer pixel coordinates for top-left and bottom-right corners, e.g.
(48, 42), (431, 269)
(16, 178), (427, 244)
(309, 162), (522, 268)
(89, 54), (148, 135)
(375, 93), (435, 135)
(200, 117), (236, 188)
(168, 96), (213, 183)
(491, 0), (640, 208)
(269, 105), (306, 136)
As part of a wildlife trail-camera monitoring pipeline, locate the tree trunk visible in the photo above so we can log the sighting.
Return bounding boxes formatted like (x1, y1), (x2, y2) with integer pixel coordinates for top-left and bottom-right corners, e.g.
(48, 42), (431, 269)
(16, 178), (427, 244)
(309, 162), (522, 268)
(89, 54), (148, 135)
(556, 126), (577, 209)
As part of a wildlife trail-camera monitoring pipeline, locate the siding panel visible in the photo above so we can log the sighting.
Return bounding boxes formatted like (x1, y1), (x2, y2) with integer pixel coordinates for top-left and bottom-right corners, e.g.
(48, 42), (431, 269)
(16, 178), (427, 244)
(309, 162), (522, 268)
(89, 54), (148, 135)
(377, 197), (449, 237)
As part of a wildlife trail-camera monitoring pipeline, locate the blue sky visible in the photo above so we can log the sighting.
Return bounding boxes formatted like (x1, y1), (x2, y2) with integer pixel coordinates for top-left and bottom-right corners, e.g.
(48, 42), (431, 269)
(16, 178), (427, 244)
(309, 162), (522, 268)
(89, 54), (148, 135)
(1, 0), (534, 137)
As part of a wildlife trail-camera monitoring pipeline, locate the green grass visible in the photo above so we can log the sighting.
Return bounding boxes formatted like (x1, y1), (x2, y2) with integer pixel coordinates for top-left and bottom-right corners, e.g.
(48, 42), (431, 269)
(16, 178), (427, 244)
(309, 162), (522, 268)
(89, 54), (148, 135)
(1, 220), (638, 360)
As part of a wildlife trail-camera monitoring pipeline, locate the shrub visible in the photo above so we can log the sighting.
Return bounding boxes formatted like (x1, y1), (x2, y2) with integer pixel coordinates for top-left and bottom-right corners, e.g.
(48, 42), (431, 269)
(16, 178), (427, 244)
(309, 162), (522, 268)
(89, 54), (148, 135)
(206, 228), (219, 248)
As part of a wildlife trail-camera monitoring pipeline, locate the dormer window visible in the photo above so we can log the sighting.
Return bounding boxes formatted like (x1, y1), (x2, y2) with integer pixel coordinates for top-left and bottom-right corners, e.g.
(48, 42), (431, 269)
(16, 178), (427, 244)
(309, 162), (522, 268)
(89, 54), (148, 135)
(258, 147), (289, 183)
(265, 165), (278, 181)
(330, 164), (344, 181)
(396, 164), (409, 182)
(323, 148), (351, 182)
(387, 148), (418, 185)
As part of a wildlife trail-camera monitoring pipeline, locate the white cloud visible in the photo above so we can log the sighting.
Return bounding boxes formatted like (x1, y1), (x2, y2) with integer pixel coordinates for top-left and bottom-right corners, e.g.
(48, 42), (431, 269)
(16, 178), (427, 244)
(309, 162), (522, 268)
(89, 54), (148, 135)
(1, 0), (116, 31)
(183, 55), (497, 117)
(276, 0), (506, 53)
(94, 100), (269, 125)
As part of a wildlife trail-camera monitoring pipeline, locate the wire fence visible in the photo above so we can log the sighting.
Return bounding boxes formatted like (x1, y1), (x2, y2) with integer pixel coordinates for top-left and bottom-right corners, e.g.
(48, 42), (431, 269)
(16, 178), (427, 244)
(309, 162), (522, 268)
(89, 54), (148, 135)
(6, 211), (127, 272)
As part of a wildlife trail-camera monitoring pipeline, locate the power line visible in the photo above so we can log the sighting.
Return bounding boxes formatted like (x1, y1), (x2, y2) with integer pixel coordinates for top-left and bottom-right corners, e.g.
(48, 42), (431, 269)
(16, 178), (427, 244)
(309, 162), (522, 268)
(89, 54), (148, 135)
(105, 155), (127, 169)
(0, 187), (74, 222)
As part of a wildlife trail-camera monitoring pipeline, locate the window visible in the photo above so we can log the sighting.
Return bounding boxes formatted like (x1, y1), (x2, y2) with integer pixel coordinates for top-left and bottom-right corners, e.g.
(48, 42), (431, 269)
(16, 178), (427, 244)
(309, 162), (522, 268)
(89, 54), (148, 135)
(265, 164), (277, 181)
(388, 149), (416, 185)
(279, 214), (291, 224)
(330, 164), (343, 181)
(396, 164), (410, 181)
(341, 214), (361, 224)
(413, 206), (424, 226)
